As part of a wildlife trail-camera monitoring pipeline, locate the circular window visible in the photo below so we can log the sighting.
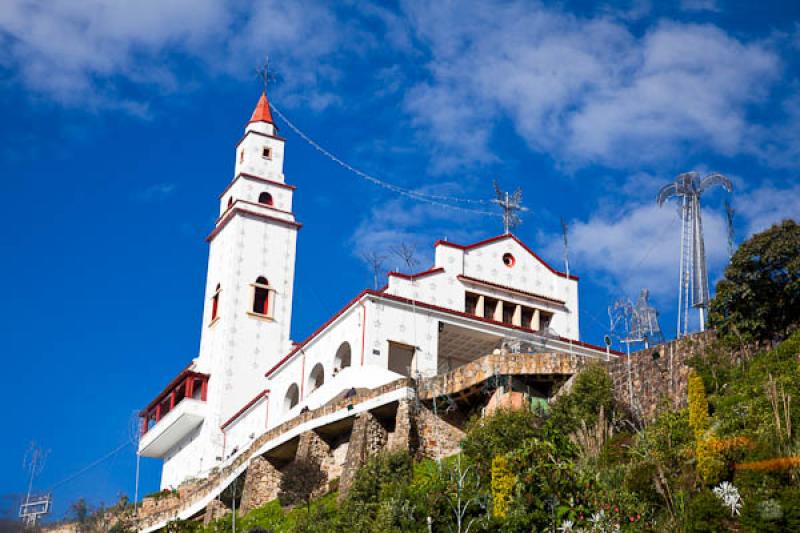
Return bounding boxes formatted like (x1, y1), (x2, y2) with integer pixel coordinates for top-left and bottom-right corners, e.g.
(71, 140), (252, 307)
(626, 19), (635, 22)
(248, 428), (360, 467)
(502, 253), (516, 268)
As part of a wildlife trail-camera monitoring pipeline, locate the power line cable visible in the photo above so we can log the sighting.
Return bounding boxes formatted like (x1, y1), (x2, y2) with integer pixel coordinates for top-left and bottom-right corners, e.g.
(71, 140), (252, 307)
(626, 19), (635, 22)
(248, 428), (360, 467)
(48, 441), (131, 491)
(269, 103), (500, 217)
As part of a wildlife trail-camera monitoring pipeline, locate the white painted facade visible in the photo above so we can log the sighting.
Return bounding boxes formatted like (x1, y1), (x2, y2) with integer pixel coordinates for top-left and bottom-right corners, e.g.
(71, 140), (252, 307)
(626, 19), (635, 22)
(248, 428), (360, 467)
(139, 92), (609, 490)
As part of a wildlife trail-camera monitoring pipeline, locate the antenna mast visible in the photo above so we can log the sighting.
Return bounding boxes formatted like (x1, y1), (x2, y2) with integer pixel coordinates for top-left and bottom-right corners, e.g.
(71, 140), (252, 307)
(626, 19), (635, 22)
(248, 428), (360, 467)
(492, 181), (529, 234)
(20, 442), (51, 528)
(657, 172), (732, 337)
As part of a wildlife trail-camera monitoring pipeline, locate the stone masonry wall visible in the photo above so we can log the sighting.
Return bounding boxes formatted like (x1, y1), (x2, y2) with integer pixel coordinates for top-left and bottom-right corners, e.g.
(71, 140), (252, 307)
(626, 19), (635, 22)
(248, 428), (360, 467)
(605, 330), (716, 422)
(415, 405), (466, 461)
(385, 400), (416, 453)
(338, 411), (388, 498)
(203, 499), (229, 526)
(238, 456), (282, 515)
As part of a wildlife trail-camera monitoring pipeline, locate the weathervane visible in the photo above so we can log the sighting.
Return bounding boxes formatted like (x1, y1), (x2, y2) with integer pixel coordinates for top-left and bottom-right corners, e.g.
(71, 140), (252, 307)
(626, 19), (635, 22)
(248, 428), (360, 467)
(492, 181), (529, 234)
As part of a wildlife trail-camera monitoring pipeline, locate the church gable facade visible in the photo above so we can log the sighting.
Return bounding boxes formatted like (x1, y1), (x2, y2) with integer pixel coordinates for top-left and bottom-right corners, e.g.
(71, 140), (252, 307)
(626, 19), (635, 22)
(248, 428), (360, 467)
(136, 91), (612, 492)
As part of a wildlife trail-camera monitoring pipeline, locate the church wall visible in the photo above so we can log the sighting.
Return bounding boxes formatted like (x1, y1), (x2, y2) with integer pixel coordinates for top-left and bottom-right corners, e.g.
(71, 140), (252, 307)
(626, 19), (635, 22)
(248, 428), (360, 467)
(386, 271), (464, 311)
(462, 239), (579, 339)
(220, 394), (270, 459)
(363, 297), (440, 377)
(266, 301), (365, 427)
(160, 423), (218, 489)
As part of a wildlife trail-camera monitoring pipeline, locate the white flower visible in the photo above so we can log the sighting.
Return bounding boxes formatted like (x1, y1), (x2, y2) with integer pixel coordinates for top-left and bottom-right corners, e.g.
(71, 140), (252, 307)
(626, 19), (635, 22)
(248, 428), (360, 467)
(558, 519), (575, 532)
(713, 481), (743, 517)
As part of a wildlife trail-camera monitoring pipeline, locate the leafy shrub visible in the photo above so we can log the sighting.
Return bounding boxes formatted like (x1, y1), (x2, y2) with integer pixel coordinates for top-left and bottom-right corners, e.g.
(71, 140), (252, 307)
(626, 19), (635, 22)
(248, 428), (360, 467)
(549, 364), (615, 433)
(461, 408), (541, 480)
(687, 490), (730, 533)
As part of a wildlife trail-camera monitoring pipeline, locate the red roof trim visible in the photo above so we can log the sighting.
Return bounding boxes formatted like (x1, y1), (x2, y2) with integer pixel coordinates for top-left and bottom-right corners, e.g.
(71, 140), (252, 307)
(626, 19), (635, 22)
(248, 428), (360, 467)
(265, 287), (619, 377)
(215, 200), (293, 224)
(220, 389), (270, 430)
(218, 173), (296, 201)
(140, 366), (210, 415)
(236, 129), (286, 147)
(387, 267), (444, 281)
(265, 289), (371, 377)
(435, 233), (578, 281)
(206, 208), (302, 242)
(457, 275), (567, 306)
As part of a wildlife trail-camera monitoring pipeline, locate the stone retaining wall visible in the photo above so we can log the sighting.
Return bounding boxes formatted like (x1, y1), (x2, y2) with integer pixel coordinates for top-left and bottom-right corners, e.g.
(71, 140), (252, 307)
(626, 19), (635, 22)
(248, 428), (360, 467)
(605, 331), (715, 421)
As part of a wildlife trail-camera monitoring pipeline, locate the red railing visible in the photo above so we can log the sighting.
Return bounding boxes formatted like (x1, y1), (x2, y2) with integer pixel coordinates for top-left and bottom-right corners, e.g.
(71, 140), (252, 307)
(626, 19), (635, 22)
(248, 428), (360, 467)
(140, 369), (209, 435)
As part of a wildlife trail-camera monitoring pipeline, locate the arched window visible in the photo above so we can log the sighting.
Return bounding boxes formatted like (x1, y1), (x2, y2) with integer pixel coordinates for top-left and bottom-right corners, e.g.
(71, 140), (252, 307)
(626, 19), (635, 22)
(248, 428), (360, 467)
(210, 283), (221, 322)
(334, 342), (352, 370)
(284, 383), (299, 412)
(258, 192), (273, 206)
(227, 197), (234, 209)
(307, 363), (324, 393)
(252, 276), (270, 316)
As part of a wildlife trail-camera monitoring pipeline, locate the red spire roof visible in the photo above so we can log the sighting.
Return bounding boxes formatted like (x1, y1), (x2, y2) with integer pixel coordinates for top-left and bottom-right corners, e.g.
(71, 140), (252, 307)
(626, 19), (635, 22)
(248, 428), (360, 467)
(248, 92), (274, 125)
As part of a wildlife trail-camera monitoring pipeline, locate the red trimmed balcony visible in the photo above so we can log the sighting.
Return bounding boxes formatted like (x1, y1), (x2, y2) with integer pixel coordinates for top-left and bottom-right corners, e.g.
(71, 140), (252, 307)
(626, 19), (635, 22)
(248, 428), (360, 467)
(138, 369), (209, 458)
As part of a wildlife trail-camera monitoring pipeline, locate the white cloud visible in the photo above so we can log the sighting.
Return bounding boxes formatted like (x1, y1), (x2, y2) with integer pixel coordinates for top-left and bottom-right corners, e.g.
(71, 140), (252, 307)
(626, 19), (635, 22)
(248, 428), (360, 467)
(137, 182), (177, 202)
(0, 0), (348, 110)
(540, 202), (728, 305)
(350, 183), (492, 277)
(540, 180), (799, 308)
(401, 1), (781, 171)
(734, 182), (800, 235)
(679, 0), (721, 13)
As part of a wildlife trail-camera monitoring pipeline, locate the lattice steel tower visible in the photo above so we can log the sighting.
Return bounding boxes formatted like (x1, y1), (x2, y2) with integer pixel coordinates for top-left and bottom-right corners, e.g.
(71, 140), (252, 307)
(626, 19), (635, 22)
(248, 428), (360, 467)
(657, 172), (732, 337)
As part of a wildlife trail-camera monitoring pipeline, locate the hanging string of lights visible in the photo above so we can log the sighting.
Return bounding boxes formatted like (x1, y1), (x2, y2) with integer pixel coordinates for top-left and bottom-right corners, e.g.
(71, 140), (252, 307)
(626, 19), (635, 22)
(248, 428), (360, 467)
(269, 102), (500, 217)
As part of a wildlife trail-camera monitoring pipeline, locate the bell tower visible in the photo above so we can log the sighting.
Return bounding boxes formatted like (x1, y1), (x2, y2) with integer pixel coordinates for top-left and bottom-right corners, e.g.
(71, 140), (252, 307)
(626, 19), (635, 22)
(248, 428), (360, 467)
(197, 88), (300, 422)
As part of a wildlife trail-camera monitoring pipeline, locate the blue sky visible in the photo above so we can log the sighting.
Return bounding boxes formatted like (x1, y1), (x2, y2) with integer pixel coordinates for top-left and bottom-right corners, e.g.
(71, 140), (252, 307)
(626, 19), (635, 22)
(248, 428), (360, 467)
(1, 0), (799, 521)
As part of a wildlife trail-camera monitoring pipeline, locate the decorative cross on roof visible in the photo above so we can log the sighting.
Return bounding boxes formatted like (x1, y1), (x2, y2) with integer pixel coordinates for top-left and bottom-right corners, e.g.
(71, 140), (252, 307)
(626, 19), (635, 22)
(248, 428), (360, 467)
(492, 181), (529, 234)
(256, 57), (278, 94)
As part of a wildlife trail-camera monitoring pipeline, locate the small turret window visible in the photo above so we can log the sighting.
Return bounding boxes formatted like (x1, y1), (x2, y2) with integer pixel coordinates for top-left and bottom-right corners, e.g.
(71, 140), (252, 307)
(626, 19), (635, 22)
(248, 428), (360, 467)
(252, 276), (271, 316)
(258, 192), (273, 206)
(227, 197), (234, 209)
(262, 147), (272, 159)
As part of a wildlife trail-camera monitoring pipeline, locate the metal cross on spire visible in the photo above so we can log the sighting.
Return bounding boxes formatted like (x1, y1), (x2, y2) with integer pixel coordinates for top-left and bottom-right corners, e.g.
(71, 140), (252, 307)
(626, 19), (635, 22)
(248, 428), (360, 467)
(492, 181), (529, 234)
(255, 57), (278, 94)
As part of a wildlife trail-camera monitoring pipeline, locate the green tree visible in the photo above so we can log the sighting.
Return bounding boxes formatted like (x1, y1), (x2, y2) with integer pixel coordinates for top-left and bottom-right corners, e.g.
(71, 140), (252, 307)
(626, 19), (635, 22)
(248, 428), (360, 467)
(709, 219), (800, 343)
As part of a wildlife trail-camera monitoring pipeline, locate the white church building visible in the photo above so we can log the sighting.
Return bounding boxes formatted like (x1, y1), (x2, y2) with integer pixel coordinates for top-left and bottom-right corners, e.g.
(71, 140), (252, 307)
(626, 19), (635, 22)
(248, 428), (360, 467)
(137, 91), (611, 490)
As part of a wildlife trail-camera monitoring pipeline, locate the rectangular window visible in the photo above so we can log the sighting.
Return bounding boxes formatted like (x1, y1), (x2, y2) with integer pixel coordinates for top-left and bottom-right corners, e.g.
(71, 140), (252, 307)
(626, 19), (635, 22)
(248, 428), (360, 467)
(388, 341), (415, 377)
(540, 311), (553, 331)
(262, 147), (272, 159)
(465, 293), (479, 315)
